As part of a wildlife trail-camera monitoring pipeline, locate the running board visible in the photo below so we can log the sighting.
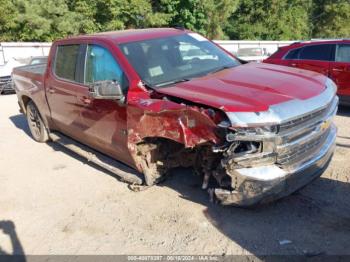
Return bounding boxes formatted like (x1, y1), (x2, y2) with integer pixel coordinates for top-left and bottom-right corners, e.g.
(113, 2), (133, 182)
(49, 132), (144, 185)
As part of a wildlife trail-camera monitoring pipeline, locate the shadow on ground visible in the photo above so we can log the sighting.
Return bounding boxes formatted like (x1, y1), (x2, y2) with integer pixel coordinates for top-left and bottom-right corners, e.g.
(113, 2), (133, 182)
(9, 115), (31, 137)
(161, 168), (350, 256)
(0, 220), (26, 261)
(9, 114), (138, 184)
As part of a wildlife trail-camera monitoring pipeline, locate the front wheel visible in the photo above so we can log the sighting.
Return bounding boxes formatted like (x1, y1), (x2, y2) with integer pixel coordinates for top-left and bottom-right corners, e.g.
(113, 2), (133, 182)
(26, 101), (49, 142)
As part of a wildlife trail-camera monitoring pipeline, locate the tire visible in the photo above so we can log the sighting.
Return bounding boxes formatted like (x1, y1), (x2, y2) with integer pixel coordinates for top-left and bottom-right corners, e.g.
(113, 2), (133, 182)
(26, 101), (49, 142)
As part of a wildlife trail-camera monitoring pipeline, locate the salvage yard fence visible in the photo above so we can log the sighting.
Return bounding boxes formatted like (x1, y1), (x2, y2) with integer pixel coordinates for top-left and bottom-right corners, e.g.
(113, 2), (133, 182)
(214, 40), (295, 54)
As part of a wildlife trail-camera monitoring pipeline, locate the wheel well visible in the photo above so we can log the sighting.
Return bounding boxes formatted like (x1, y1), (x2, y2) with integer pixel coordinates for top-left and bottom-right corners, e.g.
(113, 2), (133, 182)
(21, 95), (32, 114)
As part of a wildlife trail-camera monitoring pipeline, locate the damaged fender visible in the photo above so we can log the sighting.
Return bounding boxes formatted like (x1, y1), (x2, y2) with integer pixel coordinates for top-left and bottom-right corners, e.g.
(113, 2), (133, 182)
(126, 97), (221, 185)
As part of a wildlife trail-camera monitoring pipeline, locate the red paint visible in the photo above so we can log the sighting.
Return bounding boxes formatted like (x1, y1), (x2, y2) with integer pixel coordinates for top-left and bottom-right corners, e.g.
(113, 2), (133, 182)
(12, 29), (329, 171)
(264, 39), (350, 103)
(158, 62), (326, 113)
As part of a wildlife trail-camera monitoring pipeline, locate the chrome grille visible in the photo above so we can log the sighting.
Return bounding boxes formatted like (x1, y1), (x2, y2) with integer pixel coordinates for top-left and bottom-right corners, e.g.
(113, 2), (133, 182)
(277, 128), (330, 166)
(276, 96), (337, 169)
(279, 106), (329, 133)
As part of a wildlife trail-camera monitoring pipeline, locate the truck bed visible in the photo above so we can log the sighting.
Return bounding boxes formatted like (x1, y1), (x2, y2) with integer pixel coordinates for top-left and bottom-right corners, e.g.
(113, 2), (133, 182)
(12, 63), (49, 118)
(12, 63), (46, 93)
(13, 63), (46, 79)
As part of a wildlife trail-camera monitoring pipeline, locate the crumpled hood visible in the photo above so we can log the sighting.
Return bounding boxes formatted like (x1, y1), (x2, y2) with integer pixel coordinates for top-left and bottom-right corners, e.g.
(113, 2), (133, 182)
(157, 63), (328, 113)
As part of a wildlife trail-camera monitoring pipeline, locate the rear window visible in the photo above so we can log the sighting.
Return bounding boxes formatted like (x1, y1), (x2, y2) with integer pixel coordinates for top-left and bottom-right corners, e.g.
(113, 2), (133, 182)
(54, 45), (80, 81)
(336, 44), (350, 62)
(284, 48), (301, 60)
(299, 44), (333, 61)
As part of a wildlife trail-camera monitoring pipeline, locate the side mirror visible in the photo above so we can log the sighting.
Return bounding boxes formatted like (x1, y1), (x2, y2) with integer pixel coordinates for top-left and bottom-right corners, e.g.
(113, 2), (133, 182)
(89, 80), (124, 101)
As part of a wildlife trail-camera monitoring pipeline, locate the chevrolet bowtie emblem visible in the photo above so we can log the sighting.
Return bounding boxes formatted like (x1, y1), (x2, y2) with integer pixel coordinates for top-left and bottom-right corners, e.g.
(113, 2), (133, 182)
(320, 120), (331, 131)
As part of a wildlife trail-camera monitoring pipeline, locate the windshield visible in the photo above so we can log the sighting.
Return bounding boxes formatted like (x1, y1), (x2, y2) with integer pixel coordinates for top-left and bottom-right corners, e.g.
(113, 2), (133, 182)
(119, 33), (239, 88)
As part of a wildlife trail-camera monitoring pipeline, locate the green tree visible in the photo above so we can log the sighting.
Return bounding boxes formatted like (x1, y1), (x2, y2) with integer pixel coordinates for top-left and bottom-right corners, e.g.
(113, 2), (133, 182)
(202, 0), (239, 39)
(227, 0), (312, 40)
(311, 0), (350, 38)
(152, 0), (238, 39)
(68, 0), (171, 32)
(0, 0), (18, 41)
(152, 0), (208, 35)
(1, 0), (349, 42)
(67, 0), (100, 34)
(14, 0), (81, 41)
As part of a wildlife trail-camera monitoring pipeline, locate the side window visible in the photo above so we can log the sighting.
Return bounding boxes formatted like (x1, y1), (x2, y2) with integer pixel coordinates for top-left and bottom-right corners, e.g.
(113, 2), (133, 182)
(336, 44), (350, 62)
(284, 48), (301, 60)
(54, 45), (80, 81)
(299, 44), (332, 61)
(85, 45), (128, 91)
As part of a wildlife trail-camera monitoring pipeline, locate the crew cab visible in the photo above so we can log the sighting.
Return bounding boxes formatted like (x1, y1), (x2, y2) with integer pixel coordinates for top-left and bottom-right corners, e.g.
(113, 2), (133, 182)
(12, 28), (338, 206)
(264, 39), (350, 105)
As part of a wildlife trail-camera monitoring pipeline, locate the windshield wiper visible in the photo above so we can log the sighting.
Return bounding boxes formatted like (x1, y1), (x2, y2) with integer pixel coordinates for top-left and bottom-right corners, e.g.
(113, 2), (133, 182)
(155, 78), (192, 88)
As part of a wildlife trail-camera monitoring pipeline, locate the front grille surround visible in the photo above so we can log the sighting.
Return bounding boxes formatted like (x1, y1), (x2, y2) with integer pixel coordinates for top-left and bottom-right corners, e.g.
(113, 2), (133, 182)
(274, 95), (338, 169)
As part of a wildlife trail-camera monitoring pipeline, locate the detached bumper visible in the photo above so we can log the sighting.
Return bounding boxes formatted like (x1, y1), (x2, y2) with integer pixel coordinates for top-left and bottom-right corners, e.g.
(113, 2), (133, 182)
(214, 124), (337, 206)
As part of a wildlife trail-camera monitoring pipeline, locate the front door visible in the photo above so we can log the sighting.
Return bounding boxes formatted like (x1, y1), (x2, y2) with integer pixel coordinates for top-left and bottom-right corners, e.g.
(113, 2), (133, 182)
(74, 44), (133, 166)
(293, 44), (333, 75)
(329, 44), (350, 99)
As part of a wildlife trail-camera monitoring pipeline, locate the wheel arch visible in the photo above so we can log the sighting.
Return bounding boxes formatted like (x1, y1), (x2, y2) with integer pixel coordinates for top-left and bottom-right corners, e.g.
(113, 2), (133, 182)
(20, 95), (32, 114)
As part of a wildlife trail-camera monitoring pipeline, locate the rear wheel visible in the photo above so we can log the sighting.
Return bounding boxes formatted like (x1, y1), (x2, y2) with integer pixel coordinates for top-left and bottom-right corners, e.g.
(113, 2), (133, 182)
(26, 101), (49, 142)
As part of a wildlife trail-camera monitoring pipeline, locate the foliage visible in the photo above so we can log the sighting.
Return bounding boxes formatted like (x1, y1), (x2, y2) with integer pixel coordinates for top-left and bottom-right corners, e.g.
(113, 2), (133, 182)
(311, 0), (350, 38)
(227, 0), (313, 40)
(0, 0), (348, 41)
(0, 0), (18, 41)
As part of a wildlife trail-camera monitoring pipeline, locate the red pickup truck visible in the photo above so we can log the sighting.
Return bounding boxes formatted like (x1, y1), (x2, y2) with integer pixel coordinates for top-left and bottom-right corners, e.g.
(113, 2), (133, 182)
(12, 28), (338, 206)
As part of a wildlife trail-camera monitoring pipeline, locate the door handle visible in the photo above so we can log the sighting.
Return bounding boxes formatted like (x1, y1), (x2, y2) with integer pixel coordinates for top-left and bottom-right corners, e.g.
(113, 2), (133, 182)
(290, 63), (297, 67)
(81, 96), (92, 105)
(48, 87), (55, 94)
(332, 68), (343, 72)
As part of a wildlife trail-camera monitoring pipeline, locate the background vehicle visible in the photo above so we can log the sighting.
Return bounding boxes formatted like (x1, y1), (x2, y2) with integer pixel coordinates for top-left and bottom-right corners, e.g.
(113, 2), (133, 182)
(264, 39), (350, 105)
(235, 47), (270, 62)
(0, 56), (48, 94)
(0, 58), (23, 94)
(28, 56), (48, 65)
(12, 28), (337, 206)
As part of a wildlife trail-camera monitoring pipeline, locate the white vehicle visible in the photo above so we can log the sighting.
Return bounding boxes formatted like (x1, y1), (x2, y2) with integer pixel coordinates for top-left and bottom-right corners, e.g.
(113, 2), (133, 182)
(236, 47), (270, 62)
(0, 58), (24, 94)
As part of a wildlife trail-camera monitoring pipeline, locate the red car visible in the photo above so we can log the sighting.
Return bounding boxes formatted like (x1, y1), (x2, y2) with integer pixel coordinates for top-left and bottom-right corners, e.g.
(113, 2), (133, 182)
(264, 39), (350, 105)
(12, 29), (337, 206)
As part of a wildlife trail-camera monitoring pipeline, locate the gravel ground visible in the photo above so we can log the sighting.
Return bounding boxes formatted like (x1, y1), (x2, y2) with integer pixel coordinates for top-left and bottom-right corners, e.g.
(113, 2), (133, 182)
(0, 94), (349, 256)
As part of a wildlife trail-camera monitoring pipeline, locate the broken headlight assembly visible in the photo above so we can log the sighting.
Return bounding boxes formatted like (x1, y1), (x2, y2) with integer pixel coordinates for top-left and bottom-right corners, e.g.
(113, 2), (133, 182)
(227, 125), (278, 141)
(217, 124), (279, 168)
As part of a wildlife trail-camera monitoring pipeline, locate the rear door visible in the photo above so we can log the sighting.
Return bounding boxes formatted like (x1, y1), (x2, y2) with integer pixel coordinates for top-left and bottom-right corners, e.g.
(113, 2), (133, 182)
(329, 43), (350, 98)
(291, 44), (333, 75)
(46, 44), (86, 136)
(74, 43), (133, 166)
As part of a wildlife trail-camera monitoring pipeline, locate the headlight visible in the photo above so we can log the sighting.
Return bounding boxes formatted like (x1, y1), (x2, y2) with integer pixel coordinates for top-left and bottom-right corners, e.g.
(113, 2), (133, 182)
(226, 125), (278, 141)
(235, 125), (278, 135)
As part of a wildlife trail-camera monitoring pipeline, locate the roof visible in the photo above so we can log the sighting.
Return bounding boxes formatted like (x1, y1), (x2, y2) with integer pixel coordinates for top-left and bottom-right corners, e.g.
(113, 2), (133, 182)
(62, 28), (190, 44)
(290, 39), (350, 47)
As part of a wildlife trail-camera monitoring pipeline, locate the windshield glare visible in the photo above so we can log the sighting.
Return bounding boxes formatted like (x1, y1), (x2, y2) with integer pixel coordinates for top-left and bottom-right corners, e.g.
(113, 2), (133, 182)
(119, 33), (240, 88)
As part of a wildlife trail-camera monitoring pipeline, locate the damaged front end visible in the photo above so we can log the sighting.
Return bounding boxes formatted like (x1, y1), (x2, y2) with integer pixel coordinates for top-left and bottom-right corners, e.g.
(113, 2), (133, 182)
(128, 80), (338, 206)
(204, 85), (338, 206)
